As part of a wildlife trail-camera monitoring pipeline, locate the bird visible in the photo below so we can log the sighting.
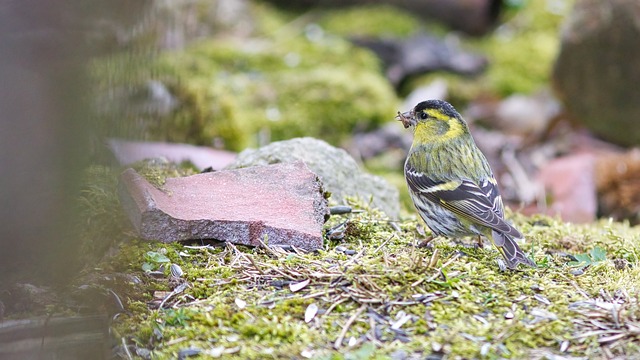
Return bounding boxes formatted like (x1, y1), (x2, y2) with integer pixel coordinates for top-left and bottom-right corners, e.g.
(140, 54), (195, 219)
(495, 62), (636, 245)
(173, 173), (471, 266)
(397, 99), (536, 269)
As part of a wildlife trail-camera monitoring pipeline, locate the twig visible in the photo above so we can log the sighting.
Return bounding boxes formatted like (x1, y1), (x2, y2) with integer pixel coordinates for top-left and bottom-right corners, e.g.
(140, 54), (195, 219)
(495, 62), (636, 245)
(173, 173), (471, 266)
(262, 263), (297, 280)
(411, 278), (425, 287)
(412, 252), (460, 287)
(122, 337), (133, 360)
(334, 305), (367, 349)
(226, 242), (269, 276)
(557, 273), (591, 299)
(324, 297), (349, 316)
(302, 289), (336, 299)
(258, 238), (280, 258)
(373, 234), (395, 255)
(428, 248), (440, 268)
(158, 282), (189, 310)
(342, 248), (366, 269)
(244, 253), (265, 275)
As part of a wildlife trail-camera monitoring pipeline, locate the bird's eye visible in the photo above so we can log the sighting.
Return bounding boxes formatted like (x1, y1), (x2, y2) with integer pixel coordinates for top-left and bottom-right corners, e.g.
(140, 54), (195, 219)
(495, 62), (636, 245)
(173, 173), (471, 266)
(420, 112), (428, 120)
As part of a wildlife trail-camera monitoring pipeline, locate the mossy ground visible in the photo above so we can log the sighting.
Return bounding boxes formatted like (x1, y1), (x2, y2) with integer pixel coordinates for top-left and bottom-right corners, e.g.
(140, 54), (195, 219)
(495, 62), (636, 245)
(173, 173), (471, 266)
(89, 163), (640, 359)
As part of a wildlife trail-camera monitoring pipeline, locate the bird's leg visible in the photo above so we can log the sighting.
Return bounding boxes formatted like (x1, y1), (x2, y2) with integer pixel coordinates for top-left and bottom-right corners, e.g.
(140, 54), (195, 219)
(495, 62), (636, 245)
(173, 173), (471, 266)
(476, 235), (484, 248)
(417, 235), (434, 248)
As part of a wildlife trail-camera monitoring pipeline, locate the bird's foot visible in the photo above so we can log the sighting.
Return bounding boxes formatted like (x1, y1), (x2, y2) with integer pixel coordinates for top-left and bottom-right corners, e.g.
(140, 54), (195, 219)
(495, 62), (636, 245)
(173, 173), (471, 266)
(496, 259), (508, 272)
(417, 235), (434, 248)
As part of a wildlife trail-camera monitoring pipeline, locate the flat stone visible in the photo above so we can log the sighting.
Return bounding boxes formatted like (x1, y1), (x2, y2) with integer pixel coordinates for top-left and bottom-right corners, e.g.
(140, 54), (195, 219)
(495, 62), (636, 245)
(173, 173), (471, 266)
(108, 138), (236, 171)
(118, 161), (329, 251)
(227, 137), (400, 219)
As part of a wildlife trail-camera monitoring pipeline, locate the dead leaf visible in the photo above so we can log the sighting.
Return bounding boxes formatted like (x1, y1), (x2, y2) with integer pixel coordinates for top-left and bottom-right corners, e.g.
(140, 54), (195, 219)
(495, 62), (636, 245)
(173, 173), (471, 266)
(290, 279), (310, 292)
(235, 298), (246, 309)
(305, 303), (318, 323)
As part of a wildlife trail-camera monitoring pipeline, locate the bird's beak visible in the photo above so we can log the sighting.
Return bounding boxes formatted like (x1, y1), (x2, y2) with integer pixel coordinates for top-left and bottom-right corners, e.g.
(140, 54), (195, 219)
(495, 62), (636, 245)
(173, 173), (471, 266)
(396, 110), (415, 129)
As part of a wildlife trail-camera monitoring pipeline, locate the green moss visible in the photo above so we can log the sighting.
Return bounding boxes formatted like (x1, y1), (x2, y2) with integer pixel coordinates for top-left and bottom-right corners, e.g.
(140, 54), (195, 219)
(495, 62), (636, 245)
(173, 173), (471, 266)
(318, 5), (423, 38)
(131, 158), (198, 188)
(474, 0), (569, 96)
(479, 31), (559, 96)
(77, 165), (128, 261)
(147, 3), (399, 151)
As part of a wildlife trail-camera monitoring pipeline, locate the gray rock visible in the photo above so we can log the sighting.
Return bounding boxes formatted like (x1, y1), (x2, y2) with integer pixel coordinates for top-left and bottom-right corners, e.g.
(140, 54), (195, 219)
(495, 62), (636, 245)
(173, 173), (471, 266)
(119, 161), (329, 251)
(227, 137), (400, 218)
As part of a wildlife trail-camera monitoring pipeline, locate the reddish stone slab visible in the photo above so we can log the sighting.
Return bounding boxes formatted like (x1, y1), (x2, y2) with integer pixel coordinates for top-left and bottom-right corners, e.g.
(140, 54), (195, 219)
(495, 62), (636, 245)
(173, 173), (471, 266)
(108, 138), (236, 171)
(536, 154), (597, 223)
(118, 161), (329, 251)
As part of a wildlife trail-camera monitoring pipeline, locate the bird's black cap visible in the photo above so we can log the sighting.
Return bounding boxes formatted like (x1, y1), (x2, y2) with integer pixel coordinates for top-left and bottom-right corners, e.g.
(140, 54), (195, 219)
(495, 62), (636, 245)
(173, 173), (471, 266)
(414, 99), (461, 119)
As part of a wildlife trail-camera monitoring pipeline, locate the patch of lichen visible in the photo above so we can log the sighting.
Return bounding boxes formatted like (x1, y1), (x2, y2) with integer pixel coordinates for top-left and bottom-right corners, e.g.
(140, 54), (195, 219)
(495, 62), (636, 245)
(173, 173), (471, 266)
(150, 3), (399, 151)
(104, 185), (640, 359)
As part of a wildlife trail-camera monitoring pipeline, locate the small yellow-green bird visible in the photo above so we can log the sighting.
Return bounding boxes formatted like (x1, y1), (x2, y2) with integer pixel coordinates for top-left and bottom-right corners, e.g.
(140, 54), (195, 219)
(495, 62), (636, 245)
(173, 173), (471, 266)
(397, 99), (535, 269)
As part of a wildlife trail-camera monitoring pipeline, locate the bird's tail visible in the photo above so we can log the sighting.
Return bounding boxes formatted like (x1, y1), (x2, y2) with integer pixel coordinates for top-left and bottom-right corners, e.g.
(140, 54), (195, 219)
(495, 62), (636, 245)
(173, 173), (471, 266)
(491, 230), (536, 269)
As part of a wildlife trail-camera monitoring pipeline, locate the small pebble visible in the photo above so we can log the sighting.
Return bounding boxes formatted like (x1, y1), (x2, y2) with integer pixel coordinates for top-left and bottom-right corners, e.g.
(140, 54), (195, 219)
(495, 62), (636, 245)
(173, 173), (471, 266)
(329, 205), (352, 215)
(153, 327), (163, 340)
(534, 294), (551, 306)
(432, 342), (443, 352)
(347, 336), (357, 346)
(177, 348), (201, 360)
(570, 268), (585, 276)
(147, 271), (165, 279)
(300, 349), (315, 359)
(530, 284), (544, 292)
(480, 343), (491, 356)
(504, 311), (515, 319)
(235, 298), (247, 309)
(513, 295), (527, 302)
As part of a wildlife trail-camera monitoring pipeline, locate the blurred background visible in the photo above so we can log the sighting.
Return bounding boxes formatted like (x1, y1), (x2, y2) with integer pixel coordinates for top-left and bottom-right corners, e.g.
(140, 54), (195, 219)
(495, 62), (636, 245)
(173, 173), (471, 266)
(1, 0), (639, 357)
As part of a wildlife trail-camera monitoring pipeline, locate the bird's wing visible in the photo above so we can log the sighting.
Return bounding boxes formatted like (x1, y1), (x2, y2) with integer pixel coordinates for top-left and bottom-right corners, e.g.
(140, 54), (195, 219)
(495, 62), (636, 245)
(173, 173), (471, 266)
(478, 174), (505, 219)
(405, 165), (521, 238)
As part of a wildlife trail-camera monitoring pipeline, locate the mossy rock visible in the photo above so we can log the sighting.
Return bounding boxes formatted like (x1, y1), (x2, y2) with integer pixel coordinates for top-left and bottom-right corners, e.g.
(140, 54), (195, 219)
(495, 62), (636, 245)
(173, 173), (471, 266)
(474, 0), (568, 96)
(404, 1), (569, 100)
